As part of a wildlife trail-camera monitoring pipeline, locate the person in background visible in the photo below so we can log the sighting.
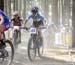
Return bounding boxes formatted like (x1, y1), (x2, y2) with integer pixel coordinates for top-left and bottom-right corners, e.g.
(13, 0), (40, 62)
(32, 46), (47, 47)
(11, 11), (23, 43)
(0, 9), (10, 49)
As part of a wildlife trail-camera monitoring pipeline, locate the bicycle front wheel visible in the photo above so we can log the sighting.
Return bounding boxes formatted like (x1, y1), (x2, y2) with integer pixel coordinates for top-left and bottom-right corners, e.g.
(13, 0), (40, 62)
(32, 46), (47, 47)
(28, 36), (36, 61)
(13, 31), (18, 49)
(0, 40), (14, 65)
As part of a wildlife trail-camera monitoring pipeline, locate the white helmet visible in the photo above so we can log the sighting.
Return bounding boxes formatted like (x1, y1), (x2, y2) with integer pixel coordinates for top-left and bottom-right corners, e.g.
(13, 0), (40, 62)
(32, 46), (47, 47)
(13, 11), (19, 16)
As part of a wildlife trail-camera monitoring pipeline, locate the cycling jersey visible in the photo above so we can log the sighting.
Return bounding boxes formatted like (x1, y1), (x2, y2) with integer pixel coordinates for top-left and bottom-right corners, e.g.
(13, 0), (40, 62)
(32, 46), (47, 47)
(26, 12), (45, 21)
(11, 17), (23, 26)
(0, 10), (10, 30)
(26, 12), (45, 27)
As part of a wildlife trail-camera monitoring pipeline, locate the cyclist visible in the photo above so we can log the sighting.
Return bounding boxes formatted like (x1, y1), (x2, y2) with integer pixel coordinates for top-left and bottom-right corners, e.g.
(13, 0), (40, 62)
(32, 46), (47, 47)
(25, 6), (46, 24)
(11, 11), (23, 43)
(25, 6), (46, 40)
(0, 9), (10, 48)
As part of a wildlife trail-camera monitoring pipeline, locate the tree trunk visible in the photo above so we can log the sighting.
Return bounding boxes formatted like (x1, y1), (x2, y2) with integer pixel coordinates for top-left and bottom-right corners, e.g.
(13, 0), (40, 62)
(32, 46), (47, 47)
(4, 0), (7, 13)
(23, 0), (26, 19)
(7, 0), (11, 18)
(52, 0), (58, 26)
(13, 0), (18, 11)
(72, 0), (75, 48)
(0, 0), (4, 11)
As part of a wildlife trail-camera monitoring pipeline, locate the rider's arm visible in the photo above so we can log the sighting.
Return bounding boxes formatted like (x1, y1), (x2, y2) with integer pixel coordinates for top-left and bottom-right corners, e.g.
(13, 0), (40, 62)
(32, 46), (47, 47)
(38, 12), (47, 25)
(11, 17), (14, 24)
(25, 19), (28, 25)
(10, 18), (14, 27)
(25, 12), (32, 25)
(20, 17), (24, 25)
(44, 18), (47, 25)
(40, 15), (47, 26)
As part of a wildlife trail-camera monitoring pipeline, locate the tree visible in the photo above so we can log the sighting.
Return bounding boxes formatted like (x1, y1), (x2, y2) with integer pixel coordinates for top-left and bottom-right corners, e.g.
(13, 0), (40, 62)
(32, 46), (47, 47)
(0, 0), (4, 11)
(13, 0), (18, 11)
(72, 0), (75, 48)
(22, 0), (26, 19)
(52, 0), (58, 26)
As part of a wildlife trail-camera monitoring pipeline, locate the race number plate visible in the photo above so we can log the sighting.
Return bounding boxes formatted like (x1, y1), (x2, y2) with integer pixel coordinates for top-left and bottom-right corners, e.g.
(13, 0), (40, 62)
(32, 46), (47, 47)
(30, 27), (36, 34)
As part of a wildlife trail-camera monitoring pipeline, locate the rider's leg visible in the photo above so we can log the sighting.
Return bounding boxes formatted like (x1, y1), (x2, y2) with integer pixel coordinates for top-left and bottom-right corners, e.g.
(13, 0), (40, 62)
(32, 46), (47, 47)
(38, 30), (43, 46)
(38, 30), (42, 38)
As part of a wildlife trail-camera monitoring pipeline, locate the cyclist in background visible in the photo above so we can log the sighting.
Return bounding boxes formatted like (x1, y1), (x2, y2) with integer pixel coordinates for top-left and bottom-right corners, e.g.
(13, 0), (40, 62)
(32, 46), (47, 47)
(11, 11), (23, 43)
(0, 9), (10, 49)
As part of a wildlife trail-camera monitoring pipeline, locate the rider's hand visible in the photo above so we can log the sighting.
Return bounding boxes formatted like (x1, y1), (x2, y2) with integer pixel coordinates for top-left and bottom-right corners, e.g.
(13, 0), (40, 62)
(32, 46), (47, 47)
(25, 27), (28, 30)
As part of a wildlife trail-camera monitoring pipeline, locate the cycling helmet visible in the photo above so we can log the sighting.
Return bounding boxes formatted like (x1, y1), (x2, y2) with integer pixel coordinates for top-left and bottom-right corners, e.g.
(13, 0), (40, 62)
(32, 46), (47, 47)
(13, 11), (19, 16)
(31, 6), (39, 14)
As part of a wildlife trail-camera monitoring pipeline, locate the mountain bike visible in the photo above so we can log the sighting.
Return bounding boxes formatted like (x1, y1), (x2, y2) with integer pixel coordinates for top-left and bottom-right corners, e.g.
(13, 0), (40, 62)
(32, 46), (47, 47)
(13, 26), (21, 49)
(28, 26), (46, 61)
